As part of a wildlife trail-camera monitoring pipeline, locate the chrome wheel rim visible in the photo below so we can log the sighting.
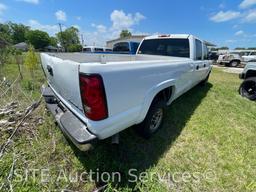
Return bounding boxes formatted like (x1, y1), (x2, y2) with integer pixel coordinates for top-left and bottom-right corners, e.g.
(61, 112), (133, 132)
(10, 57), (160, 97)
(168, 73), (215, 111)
(231, 61), (238, 67)
(149, 109), (163, 132)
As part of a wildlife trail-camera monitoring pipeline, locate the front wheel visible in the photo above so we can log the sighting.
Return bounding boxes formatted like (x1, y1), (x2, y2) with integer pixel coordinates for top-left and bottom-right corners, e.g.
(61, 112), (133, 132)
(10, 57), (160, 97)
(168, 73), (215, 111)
(229, 60), (240, 67)
(239, 77), (256, 101)
(136, 100), (166, 139)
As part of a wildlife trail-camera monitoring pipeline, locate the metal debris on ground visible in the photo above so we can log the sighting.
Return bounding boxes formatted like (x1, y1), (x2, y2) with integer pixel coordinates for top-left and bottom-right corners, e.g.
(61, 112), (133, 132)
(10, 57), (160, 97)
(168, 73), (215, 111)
(0, 98), (44, 158)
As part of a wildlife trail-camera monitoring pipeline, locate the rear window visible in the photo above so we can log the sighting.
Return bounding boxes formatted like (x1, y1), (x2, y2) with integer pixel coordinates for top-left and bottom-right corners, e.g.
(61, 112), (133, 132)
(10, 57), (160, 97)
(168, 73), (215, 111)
(113, 42), (130, 52)
(138, 39), (190, 58)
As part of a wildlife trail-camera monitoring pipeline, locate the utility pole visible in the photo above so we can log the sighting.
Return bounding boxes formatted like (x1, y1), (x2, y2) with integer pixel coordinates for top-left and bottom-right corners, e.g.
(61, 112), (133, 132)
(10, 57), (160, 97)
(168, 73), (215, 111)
(58, 23), (65, 52)
(80, 34), (84, 52)
(81, 34), (84, 46)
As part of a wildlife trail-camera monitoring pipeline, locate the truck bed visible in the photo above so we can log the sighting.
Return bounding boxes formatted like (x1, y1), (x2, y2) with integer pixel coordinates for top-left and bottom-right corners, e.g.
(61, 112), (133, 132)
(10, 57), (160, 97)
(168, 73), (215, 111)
(46, 53), (189, 64)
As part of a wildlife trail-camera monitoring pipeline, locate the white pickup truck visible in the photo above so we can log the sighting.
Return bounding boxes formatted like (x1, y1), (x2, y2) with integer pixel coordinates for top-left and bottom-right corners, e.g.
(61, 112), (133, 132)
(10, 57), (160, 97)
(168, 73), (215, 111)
(242, 52), (256, 62)
(41, 34), (212, 150)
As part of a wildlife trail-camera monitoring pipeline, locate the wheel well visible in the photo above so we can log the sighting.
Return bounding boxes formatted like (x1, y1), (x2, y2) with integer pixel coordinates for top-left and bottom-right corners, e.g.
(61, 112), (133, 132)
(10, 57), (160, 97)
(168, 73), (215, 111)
(153, 86), (173, 105)
(230, 59), (241, 63)
(246, 70), (256, 78)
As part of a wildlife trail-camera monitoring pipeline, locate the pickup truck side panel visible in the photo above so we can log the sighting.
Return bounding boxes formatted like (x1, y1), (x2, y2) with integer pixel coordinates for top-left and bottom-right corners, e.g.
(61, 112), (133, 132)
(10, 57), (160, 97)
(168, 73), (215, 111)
(79, 60), (196, 138)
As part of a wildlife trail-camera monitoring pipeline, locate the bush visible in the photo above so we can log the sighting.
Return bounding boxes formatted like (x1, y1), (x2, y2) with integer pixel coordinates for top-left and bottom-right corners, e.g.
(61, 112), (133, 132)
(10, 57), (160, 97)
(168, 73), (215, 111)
(67, 44), (82, 52)
(24, 45), (38, 78)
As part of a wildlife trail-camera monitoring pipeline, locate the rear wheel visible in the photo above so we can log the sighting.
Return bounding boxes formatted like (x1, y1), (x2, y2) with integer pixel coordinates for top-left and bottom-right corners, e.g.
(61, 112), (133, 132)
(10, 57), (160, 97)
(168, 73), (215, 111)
(136, 100), (166, 139)
(239, 77), (256, 101)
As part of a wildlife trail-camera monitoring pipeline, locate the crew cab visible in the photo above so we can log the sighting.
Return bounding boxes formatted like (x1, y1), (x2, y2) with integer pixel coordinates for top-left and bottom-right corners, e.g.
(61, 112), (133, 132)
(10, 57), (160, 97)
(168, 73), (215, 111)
(40, 34), (212, 151)
(239, 61), (256, 101)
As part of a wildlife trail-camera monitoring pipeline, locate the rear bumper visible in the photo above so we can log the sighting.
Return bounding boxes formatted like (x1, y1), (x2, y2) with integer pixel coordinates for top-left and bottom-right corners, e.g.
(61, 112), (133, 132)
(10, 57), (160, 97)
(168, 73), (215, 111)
(41, 85), (97, 151)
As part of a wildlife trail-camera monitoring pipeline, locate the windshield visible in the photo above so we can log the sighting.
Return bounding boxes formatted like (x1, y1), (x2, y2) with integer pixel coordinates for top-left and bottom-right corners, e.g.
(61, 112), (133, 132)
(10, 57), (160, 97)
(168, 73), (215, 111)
(138, 38), (190, 58)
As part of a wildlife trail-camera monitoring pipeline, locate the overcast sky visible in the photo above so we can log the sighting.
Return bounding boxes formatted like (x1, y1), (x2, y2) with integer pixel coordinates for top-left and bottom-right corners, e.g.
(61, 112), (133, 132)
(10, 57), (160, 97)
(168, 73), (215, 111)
(0, 0), (256, 48)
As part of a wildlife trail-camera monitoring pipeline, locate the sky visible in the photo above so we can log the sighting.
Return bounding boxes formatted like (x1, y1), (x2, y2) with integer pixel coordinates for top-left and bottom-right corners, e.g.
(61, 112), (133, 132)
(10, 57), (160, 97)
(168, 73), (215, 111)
(0, 0), (256, 48)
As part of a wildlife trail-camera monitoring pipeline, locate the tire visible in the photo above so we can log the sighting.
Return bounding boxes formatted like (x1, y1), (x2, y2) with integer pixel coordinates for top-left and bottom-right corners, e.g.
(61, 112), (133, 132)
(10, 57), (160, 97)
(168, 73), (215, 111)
(229, 60), (240, 67)
(239, 77), (256, 101)
(136, 100), (166, 139)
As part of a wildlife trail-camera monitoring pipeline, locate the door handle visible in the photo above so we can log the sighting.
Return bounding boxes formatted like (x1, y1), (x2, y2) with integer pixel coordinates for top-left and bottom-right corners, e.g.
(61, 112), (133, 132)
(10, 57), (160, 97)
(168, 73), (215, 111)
(47, 65), (53, 76)
(196, 65), (199, 70)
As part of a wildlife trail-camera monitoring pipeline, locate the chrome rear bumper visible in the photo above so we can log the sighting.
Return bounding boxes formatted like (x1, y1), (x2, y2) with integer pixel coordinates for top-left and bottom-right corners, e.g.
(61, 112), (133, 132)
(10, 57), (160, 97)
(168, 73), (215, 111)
(41, 85), (97, 151)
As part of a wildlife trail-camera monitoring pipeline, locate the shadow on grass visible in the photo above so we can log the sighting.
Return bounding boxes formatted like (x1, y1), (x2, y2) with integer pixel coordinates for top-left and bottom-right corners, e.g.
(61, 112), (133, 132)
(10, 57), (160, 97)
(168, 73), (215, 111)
(69, 83), (213, 189)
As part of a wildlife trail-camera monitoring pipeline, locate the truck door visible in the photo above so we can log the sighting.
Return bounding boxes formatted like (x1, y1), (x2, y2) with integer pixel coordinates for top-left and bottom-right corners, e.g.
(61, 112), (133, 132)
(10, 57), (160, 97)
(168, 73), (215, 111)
(194, 39), (206, 83)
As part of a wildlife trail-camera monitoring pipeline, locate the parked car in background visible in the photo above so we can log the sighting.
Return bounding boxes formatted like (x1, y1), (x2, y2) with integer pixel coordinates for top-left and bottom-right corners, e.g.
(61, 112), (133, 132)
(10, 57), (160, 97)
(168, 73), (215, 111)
(239, 61), (256, 101)
(82, 46), (112, 53)
(217, 52), (242, 67)
(113, 41), (140, 54)
(40, 34), (212, 151)
(242, 51), (256, 62)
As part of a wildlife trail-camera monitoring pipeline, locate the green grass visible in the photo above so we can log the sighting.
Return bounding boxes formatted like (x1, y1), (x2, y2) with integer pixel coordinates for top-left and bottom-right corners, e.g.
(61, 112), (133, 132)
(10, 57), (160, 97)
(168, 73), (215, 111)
(0, 60), (255, 192)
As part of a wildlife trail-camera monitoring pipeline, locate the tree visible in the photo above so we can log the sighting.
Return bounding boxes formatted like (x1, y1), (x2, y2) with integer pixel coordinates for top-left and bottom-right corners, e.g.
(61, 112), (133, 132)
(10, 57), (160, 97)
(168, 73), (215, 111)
(218, 47), (229, 50)
(67, 44), (82, 52)
(26, 30), (50, 50)
(0, 23), (12, 43)
(9, 22), (30, 44)
(49, 36), (58, 47)
(235, 47), (246, 50)
(56, 26), (81, 51)
(248, 47), (256, 50)
(120, 30), (132, 39)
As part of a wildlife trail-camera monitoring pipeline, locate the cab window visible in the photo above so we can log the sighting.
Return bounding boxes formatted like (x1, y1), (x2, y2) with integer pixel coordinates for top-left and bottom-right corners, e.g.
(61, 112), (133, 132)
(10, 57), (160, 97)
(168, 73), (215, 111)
(203, 43), (208, 60)
(195, 39), (202, 60)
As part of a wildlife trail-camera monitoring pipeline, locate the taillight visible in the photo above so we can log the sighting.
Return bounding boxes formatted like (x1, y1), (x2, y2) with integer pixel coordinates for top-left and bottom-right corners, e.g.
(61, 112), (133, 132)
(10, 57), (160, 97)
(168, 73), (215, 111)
(79, 74), (108, 121)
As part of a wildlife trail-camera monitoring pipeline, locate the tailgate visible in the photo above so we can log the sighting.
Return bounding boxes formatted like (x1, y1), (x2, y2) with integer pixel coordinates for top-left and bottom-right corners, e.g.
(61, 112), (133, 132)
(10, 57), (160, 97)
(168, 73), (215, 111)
(40, 53), (83, 111)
